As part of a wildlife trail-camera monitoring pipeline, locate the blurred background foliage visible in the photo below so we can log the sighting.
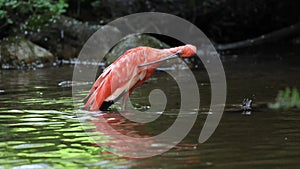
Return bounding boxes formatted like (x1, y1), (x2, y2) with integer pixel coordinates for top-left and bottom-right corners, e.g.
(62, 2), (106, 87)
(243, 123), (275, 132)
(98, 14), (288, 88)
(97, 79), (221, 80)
(64, 0), (300, 43)
(0, 0), (299, 43)
(0, 0), (68, 37)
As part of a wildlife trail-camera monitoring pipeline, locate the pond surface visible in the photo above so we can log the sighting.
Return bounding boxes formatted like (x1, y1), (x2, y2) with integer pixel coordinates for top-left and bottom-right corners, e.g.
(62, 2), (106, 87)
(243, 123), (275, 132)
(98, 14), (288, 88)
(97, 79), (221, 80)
(0, 56), (300, 168)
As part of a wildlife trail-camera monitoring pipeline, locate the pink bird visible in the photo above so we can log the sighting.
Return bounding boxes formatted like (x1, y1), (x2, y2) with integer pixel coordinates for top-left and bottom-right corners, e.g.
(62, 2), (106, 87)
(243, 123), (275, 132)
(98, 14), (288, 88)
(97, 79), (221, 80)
(84, 44), (197, 111)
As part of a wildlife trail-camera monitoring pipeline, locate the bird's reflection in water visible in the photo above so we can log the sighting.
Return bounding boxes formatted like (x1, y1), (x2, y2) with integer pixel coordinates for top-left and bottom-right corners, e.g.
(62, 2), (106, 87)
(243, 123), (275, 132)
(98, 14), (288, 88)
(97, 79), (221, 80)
(87, 111), (173, 158)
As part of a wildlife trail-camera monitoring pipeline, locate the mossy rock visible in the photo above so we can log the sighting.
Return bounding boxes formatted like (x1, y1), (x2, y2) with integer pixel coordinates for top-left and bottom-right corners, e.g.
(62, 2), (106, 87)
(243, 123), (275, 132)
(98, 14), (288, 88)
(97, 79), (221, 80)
(0, 38), (54, 69)
(105, 34), (169, 64)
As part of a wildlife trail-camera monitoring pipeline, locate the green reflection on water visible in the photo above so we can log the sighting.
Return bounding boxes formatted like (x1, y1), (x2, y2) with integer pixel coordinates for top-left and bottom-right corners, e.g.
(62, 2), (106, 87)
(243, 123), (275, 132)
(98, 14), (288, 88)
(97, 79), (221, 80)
(0, 109), (121, 168)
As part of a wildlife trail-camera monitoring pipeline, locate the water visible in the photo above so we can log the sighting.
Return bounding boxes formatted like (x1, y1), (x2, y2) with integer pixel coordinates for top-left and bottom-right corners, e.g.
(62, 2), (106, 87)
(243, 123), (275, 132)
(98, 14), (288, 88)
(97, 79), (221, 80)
(0, 58), (300, 168)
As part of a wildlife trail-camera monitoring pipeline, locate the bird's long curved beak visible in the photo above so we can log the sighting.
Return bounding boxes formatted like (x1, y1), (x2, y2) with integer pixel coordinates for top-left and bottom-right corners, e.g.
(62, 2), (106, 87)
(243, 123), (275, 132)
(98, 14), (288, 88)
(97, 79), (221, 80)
(138, 53), (180, 68)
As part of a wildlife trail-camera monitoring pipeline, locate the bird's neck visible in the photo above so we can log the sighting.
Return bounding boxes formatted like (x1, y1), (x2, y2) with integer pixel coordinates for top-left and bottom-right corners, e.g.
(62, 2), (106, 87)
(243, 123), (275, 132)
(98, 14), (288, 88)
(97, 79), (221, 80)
(163, 46), (183, 55)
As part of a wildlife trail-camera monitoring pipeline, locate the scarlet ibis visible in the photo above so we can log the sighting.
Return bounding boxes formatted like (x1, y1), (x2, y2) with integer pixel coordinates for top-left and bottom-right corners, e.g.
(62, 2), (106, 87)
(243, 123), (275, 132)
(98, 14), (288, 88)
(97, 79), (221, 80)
(84, 44), (197, 111)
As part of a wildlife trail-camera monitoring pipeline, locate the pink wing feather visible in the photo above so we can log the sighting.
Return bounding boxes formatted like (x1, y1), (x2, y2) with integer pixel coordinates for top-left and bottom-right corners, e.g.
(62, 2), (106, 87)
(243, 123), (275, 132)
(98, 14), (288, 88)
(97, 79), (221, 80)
(84, 45), (196, 111)
(84, 47), (148, 110)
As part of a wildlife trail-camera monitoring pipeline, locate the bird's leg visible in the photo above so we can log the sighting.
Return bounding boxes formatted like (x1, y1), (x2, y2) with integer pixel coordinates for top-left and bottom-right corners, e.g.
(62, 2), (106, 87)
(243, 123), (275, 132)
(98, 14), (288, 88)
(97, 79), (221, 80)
(138, 53), (180, 67)
(121, 92), (130, 111)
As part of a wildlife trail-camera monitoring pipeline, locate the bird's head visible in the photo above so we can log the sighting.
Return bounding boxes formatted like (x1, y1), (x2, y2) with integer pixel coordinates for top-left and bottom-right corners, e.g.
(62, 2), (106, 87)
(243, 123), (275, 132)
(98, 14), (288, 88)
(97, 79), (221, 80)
(179, 44), (197, 58)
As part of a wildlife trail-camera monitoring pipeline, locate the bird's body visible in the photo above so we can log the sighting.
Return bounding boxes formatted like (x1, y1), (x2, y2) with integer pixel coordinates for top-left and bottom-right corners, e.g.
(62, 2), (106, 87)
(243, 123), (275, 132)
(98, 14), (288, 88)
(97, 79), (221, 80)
(84, 44), (196, 111)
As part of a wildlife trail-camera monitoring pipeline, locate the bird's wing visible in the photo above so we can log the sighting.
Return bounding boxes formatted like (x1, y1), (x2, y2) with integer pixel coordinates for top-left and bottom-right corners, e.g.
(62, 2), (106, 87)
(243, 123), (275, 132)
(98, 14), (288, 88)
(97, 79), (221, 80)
(84, 47), (148, 110)
(86, 65), (112, 96)
(84, 65), (113, 110)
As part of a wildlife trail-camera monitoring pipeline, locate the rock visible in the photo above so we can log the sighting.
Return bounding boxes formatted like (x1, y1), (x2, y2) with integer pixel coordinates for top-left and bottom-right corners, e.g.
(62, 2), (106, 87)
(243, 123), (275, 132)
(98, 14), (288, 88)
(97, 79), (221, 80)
(0, 38), (54, 69)
(105, 34), (169, 64)
(28, 16), (100, 59)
